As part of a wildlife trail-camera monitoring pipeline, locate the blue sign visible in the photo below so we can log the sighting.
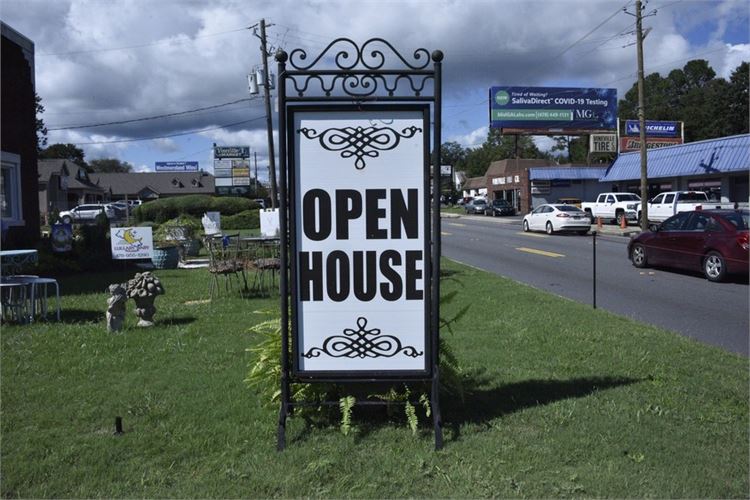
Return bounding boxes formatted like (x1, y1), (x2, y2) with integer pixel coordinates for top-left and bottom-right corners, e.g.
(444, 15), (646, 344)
(155, 161), (199, 172)
(489, 86), (617, 132)
(624, 120), (680, 137)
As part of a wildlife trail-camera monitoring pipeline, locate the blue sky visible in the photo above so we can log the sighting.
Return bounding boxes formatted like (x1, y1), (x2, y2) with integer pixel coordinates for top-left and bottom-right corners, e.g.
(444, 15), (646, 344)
(2, 0), (747, 182)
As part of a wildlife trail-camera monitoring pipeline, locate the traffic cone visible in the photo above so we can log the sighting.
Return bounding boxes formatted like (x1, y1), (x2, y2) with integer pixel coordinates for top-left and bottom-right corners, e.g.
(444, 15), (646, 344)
(597, 217), (603, 230)
(620, 214), (627, 229)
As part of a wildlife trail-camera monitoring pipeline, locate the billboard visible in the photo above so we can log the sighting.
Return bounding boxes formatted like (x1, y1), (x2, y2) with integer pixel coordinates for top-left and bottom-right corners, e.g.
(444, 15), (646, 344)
(213, 146), (251, 194)
(624, 120), (680, 137)
(291, 107), (429, 376)
(155, 161), (199, 172)
(489, 86), (617, 133)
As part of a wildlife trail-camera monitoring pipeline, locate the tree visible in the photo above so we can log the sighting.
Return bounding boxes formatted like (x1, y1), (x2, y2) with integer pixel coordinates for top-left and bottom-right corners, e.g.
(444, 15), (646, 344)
(726, 62), (749, 135)
(617, 59), (747, 142)
(39, 143), (86, 167)
(88, 158), (133, 173)
(440, 141), (467, 170)
(441, 130), (544, 178)
(35, 93), (47, 151)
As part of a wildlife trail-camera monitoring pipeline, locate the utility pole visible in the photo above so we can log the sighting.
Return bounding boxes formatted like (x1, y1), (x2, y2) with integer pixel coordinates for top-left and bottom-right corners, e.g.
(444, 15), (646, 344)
(626, 0), (654, 231)
(256, 19), (278, 209)
(253, 151), (258, 195)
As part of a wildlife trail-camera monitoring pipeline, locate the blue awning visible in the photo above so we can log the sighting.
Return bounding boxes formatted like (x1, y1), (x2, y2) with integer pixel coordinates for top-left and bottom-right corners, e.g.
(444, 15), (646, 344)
(529, 167), (608, 180)
(600, 134), (750, 182)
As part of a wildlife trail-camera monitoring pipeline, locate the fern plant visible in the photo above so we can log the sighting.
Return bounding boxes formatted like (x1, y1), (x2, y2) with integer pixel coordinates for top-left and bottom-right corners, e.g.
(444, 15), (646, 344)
(245, 282), (467, 435)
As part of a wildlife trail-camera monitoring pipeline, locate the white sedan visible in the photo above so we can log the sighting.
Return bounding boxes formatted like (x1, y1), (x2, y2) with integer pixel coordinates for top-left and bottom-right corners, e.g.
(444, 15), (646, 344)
(523, 204), (591, 235)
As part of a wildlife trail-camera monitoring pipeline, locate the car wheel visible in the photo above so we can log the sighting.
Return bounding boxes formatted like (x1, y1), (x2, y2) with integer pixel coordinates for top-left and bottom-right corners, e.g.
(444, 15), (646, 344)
(703, 251), (727, 282)
(631, 243), (648, 268)
(545, 221), (554, 235)
(616, 212), (625, 226)
(523, 220), (529, 232)
(61, 215), (72, 224)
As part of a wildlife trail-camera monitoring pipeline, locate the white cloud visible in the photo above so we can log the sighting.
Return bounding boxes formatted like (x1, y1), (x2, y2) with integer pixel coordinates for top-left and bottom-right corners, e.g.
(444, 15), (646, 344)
(720, 43), (750, 78)
(448, 126), (487, 149)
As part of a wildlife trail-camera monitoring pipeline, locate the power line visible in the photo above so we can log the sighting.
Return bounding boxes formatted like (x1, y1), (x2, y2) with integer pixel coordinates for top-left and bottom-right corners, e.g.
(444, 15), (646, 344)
(48, 97), (261, 130)
(546, 1), (635, 61)
(67, 115), (265, 145)
(38, 25), (252, 57)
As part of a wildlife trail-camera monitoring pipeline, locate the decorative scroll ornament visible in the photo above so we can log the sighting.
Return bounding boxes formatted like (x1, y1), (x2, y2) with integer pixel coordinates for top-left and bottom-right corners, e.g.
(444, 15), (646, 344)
(302, 317), (423, 359)
(297, 125), (421, 169)
(288, 37), (430, 71)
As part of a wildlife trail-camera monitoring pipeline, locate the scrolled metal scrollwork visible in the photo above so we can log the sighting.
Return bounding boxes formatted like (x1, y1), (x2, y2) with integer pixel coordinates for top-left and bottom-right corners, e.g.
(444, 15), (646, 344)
(297, 124), (421, 169)
(302, 317), (423, 359)
(288, 37), (430, 71)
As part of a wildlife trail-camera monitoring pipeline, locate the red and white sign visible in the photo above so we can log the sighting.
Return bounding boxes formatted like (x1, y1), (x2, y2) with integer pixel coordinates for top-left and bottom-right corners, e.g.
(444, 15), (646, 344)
(619, 137), (683, 153)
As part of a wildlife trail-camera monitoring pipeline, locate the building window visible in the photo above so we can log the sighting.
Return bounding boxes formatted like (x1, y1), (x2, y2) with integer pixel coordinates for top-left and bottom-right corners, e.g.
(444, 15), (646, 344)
(1, 151), (24, 227)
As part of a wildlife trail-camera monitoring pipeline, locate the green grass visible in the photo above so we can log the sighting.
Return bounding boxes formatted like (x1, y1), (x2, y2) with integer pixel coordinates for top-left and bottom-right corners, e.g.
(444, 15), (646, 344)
(1, 259), (747, 498)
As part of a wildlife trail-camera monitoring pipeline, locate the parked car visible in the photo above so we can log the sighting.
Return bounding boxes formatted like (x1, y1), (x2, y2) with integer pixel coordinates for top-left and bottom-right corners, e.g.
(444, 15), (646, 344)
(457, 196), (472, 206)
(108, 201), (130, 216)
(464, 198), (487, 215)
(484, 198), (515, 216)
(523, 204), (591, 235)
(643, 191), (734, 223)
(581, 192), (641, 225)
(58, 203), (116, 224)
(628, 209), (749, 282)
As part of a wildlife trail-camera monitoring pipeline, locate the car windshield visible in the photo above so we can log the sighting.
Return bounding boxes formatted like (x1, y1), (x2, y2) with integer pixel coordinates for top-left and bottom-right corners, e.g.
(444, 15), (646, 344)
(722, 211), (749, 230)
(474, 199), (486, 205)
(493, 200), (509, 206)
(554, 205), (584, 213)
(614, 194), (640, 201)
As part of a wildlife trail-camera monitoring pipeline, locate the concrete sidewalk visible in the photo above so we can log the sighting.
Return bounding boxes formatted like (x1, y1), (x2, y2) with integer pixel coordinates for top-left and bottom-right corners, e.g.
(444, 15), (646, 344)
(441, 211), (641, 237)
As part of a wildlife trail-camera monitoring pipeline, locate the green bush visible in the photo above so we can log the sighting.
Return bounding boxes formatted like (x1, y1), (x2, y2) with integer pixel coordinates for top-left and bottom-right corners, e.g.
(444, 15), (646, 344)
(222, 210), (260, 230)
(134, 195), (259, 224)
(153, 214), (202, 242)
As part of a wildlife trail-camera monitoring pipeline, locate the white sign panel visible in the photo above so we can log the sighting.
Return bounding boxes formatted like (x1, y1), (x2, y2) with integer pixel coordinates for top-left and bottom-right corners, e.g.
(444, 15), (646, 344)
(590, 133), (617, 153)
(260, 208), (280, 237)
(292, 108), (428, 375)
(111, 227), (153, 259)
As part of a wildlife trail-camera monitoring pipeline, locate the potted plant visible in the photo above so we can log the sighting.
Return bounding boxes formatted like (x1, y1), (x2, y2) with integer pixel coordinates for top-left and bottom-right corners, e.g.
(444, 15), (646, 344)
(151, 241), (180, 269)
(154, 214), (202, 259)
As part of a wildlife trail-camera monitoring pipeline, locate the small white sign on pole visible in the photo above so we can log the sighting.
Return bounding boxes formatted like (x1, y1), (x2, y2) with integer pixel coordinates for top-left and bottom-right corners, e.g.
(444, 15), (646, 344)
(260, 208), (280, 237)
(111, 227), (153, 259)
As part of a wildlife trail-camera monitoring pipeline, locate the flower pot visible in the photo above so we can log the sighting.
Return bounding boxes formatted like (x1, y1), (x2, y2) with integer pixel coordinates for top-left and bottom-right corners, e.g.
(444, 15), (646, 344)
(151, 245), (179, 269)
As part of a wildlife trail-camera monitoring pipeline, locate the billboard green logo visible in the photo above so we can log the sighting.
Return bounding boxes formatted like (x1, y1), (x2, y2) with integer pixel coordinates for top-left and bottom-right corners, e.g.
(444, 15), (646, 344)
(494, 90), (510, 106)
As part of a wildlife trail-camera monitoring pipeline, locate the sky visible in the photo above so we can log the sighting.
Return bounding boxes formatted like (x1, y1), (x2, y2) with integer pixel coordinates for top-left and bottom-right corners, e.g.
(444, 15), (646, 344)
(2, 0), (748, 182)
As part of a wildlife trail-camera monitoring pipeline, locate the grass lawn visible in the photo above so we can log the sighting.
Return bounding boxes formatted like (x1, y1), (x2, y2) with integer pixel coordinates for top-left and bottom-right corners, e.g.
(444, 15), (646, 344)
(1, 259), (747, 498)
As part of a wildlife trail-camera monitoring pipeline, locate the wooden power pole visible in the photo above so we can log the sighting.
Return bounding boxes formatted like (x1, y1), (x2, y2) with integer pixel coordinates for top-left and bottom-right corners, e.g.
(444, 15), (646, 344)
(258, 19), (278, 209)
(634, 0), (648, 230)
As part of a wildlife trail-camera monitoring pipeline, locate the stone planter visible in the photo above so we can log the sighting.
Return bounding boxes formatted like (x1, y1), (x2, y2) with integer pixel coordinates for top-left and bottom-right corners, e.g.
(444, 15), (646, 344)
(151, 245), (179, 269)
(132, 295), (157, 327)
(181, 238), (201, 257)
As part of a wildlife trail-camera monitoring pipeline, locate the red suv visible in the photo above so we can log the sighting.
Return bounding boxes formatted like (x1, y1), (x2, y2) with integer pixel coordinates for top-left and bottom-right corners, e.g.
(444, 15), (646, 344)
(628, 209), (749, 282)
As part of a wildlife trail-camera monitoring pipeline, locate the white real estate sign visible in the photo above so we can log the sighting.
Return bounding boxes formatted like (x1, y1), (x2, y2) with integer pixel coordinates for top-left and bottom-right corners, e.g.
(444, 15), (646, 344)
(110, 227), (153, 259)
(292, 108), (428, 375)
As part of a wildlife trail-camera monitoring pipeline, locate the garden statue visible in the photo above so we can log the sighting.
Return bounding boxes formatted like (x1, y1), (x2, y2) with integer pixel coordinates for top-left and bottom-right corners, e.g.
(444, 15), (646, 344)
(106, 283), (128, 332)
(126, 272), (165, 327)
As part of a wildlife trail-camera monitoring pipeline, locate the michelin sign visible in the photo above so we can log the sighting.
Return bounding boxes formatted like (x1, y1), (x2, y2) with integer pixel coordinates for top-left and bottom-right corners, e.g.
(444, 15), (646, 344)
(624, 120), (680, 137)
(490, 86), (617, 133)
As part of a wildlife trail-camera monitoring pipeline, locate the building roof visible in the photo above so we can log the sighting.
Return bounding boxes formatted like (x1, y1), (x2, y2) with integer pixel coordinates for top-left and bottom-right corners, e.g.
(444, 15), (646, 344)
(90, 172), (215, 197)
(485, 158), (555, 178)
(529, 166), (608, 180)
(464, 176), (486, 189)
(38, 159), (70, 183)
(38, 159), (105, 192)
(601, 134), (750, 182)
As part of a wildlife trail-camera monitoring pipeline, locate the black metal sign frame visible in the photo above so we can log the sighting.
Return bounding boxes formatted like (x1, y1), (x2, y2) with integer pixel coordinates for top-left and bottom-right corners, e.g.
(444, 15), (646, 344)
(275, 38), (443, 450)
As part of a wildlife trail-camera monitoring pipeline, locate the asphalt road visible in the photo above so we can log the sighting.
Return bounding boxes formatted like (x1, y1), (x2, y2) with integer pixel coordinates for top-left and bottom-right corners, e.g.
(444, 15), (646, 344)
(441, 214), (749, 356)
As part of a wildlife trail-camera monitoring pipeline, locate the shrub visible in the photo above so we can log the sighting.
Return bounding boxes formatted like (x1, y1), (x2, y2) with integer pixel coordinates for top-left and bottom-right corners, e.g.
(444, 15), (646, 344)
(153, 214), (202, 242)
(134, 195), (259, 223)
(222, 210), (260, 230)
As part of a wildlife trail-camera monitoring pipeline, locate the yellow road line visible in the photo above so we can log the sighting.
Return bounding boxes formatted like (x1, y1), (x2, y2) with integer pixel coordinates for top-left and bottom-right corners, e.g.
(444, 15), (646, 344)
(516, 247), (565, 258)
(517, 231), (547, 238)
(441, 231), (452, 236)
(447, 222), (466, 227)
